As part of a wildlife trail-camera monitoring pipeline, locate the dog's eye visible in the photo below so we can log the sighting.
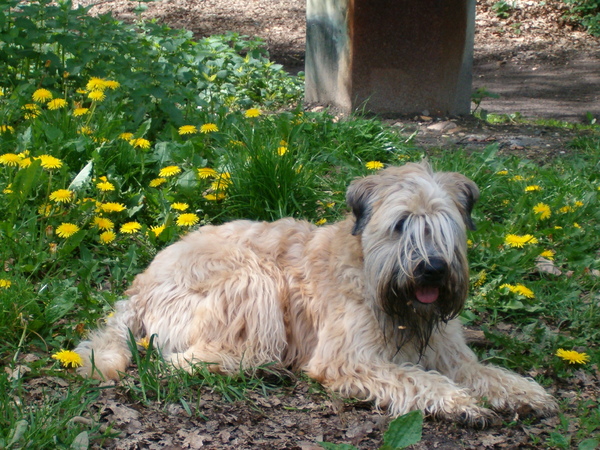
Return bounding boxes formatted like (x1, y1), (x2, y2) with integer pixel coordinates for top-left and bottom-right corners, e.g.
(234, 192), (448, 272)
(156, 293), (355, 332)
(394, 218), (406, 234)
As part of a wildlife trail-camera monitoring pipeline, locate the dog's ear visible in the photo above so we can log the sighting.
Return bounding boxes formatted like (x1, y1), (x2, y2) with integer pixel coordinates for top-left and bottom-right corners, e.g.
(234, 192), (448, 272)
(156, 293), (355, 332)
(435, 172), (480, 231)
(346, 176), (379, 235)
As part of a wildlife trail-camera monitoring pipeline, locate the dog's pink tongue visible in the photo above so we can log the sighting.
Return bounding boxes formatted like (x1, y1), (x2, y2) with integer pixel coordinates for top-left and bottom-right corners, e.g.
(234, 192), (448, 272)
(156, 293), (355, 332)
(415, 287), (439, 304)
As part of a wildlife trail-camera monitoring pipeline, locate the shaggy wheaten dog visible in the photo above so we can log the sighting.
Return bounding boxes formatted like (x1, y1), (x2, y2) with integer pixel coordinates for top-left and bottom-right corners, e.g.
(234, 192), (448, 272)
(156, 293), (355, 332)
(75, 161), (557, 426)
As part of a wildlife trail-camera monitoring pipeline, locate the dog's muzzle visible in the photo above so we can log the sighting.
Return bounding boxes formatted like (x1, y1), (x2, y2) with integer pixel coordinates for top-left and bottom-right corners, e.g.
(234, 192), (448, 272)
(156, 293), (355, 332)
(414, 257), (448, 304)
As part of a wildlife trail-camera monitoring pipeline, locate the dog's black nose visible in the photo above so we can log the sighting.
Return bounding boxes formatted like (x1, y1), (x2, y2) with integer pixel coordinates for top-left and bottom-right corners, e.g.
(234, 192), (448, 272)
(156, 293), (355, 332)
(416, 257), (448, 282)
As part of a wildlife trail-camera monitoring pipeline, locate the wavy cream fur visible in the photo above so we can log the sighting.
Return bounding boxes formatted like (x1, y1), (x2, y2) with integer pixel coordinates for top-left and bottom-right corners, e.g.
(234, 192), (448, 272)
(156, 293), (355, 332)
(75, 162), (557, 426)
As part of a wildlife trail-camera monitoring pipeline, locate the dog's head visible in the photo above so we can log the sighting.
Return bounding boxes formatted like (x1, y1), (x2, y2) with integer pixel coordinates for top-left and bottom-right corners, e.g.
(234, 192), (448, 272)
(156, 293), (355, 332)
(346, 161), (479, 354)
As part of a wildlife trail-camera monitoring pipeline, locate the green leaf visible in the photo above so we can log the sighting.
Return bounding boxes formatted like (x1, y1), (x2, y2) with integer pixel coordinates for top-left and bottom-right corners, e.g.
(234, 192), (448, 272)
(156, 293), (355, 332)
(68, 160), (93, 191)
(578, 439), (599, 450)
(380, 410), (423, 450)
(7, 419), (28, 447)
(71, 431), (89, 450)
(45, 286), (78, 322)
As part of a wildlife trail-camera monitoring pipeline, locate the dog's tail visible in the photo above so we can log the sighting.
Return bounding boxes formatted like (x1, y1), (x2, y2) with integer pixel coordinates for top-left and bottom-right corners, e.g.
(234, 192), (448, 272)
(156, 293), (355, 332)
(75, 299), (139, 380)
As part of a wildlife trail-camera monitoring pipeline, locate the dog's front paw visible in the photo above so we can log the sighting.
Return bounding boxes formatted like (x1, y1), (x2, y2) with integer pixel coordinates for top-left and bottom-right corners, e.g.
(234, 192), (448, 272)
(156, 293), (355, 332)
(485, 377), (558, 418)
(425, 392), (500, 429)
(498, 390), (558, 419)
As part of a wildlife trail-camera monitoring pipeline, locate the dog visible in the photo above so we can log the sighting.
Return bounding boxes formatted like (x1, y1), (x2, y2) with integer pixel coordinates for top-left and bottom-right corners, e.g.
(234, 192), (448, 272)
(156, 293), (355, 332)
(75, 161), (557, 426)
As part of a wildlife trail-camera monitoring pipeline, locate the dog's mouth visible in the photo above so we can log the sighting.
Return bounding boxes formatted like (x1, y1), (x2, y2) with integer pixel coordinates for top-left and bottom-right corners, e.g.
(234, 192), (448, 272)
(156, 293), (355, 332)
(415, 286), (439, 304)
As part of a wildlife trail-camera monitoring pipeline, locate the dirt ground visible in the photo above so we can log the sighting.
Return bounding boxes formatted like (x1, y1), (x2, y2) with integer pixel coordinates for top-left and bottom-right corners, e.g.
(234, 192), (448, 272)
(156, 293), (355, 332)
(62, 1), (600, 448)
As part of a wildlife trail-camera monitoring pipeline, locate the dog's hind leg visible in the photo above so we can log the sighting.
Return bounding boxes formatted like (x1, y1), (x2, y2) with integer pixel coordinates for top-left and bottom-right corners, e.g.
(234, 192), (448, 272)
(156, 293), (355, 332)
(75, 299), (139, 380)
(166, 257), (290, 375)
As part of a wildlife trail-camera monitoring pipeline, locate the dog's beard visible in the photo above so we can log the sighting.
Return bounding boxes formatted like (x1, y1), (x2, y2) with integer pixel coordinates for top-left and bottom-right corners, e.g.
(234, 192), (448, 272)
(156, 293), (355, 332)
(378, 272), (466, 358)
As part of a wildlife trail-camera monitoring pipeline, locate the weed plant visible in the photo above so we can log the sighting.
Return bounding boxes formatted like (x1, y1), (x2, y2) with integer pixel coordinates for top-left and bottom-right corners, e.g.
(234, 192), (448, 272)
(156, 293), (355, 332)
(0, 1), (599, 448)
(563, 0), (600, 35)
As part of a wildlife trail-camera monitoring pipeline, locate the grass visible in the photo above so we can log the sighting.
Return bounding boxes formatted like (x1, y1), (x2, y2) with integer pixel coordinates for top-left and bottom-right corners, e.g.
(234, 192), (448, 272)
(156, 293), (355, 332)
(1, 1), (600, 448)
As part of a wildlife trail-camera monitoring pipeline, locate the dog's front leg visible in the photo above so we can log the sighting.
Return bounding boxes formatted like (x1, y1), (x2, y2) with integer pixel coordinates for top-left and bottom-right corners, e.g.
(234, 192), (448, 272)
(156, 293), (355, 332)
(424, 319), (558, 418)
(305, 341), (496, 427)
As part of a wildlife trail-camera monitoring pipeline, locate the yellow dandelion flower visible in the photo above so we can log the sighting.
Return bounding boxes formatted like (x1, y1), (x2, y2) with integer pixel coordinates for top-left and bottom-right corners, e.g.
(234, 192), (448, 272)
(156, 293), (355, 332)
(499, 283), (535, 298)
(366, 161), (384, 170)
(149, 177), (167, 188)
(150, 224), (166, 237)
(78, 126), (93, 135)
(512, 284), (535, 298)
(159, 165), (181, 177)
(120, 221), (142, 234)
(315, 218), (327, 226)
(137, 336), (150, 349)
(49, 189), (73, 203)
(100, 202), (126, 213)
(47, 98), (68, 110)
(504, 234), (539, 248)
(103, 80), (120, 90)
(38, 155), (63, 170)
(0, 153), (22, 167)
(56, 223), (80, 238)
(88, 90), (105, 102)
(204, 192), (227, 201)
(3, 185), (13, 194)
(73, 107), (90, 117)
(573, 222), (581, 229)
(22, 103), (41, 119)
(200, 123), (219, 133)
(179, 125), (198, 135)
(472, 270), (487, 288)
(467, 239), (473, 248)
(93, 217), (114, 230)
(38, 204), (53, 217)
(540, 250), (555, 260)
(52, 349), (84, 368)
(177, 213), (199, 227)
(574, 201), (584, 208)
(32, 88), (53, 103)
(559, 205), (574, 214)
(0, 125), (14, 133)
(555, 348), (590, 365)
(211, 173), (232, 191)
(197, 167), (218, 179)
(96, 180), (115, 192)
(99, 230), (116, 244)
(533, 203), (551, 220)
(119, 132), (134, 141)
(277, 146), (288, 156)
(129, 138), (151, 149)
(525, 185), (542, 192)
(0, 279), (11, 289)
(171, 202), (189, 211)
(86, 77), (107, 91)
(510, 175), (525, 182)
(496, 170), (508, 176)
(18, 157), (32, 168)
(244, 108), (261, 118)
